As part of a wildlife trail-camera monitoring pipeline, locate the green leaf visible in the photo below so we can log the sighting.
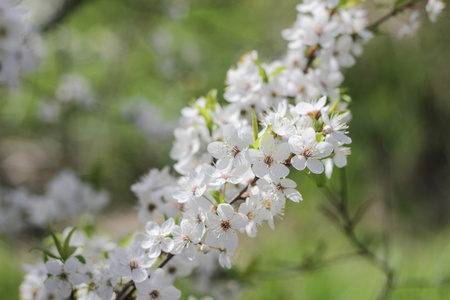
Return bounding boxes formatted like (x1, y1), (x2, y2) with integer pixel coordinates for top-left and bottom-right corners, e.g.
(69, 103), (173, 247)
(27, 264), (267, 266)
(341, 94), (352, 103)
(194, 104), (215, 134)
(253, 59), (268, 83)
(47, 224), (64, 259)
(206, 89), (218, 113)
(253, 125), (272, 149)
(270, 66), (286, 78)
(308, 171), (327, 187)
(174, 212), (181, 225)
(62, 227), (78, 260)
(66, 246), (78, 258)
(251, 108), (258, 143)
(29, 247), (60, 260)
(328, 100), (339, 115)
(75, 255), (86, 264)
(209, 189), (225, 204)
(118, 234), (133, 248)
(315, 132), (324, 142)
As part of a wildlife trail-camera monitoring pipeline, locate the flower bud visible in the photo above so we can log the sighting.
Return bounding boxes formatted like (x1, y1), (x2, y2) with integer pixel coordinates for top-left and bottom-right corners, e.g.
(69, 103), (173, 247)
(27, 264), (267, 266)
(322, 125), (332, 134)
(200, 244), (210, 254)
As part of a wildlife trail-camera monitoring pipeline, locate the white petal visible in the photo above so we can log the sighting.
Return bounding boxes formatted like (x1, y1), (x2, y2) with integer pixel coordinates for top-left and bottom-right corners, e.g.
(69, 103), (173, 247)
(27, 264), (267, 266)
(270, 163), (289, 178)
(246, 222), (258, 238)
(307, 158), (324, 174)
(44, 276), (60, 292)
(251, 161), (269, 177)
(273, 143), (291, 162)
(295, 102), (313, 115)
(45, 260), (62, 276)
(162, 286), (182, 300)
(59, 280), (72, 298)
(207, 141), (228, 159)
(285, 188), (303, 202)
(135, 278), (152, 294)
(315, 142), (333, 158)
(224, 230), (239, 251)
(217, 204), (235, 221)
(332, 132), (352, 144)
(334, 152), (347, 168)
(148, 244), (162, 258)
(230, 213), (249, 230)
(291, 155), (306, 170)
(131, 268), (148, 283)
(161, 218), (175, 235)
(280, 178), (296, 188)
(64, 257), (79, 274)
(145, 222), (161, 236)
(161, 237), (174, 253)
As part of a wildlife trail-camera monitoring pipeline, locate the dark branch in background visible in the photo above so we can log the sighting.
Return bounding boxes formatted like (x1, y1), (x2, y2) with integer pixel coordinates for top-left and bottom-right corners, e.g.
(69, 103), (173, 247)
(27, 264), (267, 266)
(40, 0), (90, 32)
(366, 0), (423, 32)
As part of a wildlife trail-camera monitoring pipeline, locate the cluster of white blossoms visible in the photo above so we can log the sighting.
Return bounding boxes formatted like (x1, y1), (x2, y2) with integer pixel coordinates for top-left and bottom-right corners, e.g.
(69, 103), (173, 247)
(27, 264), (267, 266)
(398, 0), (445, 38)
(0, 0), (42, 87)
(21, 0), (444, 299)
(37, 73), (94, 123)
(0, 170), (109, 235)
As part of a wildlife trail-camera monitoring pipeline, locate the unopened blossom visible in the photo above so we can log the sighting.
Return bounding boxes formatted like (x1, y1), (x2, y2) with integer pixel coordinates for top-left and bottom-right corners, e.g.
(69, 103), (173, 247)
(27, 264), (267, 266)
(205, 204), (248, 251)
(135, 269), (181, 300)
(289, 127), (333, 174)
(142, 218), (175, 258)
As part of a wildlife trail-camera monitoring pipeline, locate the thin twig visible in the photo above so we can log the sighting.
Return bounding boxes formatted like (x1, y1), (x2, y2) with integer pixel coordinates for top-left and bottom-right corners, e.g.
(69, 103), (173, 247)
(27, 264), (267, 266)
(40, 0), (90, 32)
(229, 177), (259, 205)
(366, 0), (422, 32)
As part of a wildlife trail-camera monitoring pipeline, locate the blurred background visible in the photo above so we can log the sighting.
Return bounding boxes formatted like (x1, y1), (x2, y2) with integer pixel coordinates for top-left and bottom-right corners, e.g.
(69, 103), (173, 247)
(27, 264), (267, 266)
(0, 0), (449, 299)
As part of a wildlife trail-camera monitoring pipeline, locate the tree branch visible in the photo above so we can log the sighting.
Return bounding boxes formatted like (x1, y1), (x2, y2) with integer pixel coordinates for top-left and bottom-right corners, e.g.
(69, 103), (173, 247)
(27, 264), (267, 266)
(229, 177), (259, 205)
(366, 0), (423, 32)
(40, 0), (90, 32)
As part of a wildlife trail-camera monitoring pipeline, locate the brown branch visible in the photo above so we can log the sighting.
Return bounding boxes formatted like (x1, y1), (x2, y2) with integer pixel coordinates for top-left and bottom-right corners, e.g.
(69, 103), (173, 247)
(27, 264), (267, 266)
(229, 177), (259, 205)
(366, 0), (422, 32)
(40, 0), (90, 32)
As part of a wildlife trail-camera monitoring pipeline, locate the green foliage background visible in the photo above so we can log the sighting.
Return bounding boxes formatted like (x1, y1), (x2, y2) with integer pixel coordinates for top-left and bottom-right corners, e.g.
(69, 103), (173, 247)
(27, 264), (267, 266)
(0, 0), (449, 299)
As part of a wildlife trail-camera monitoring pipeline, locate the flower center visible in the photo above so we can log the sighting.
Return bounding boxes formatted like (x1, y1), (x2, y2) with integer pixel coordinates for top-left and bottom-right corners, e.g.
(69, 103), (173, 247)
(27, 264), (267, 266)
(264, 155), (274, 166)
(302, 148), (313, 158)
(129, 260), (139, 270)
(221, 220), (231, 232)
(149, 290), (160, 299)
(232, 146), (240, 157)
(148, 203), (156, 212)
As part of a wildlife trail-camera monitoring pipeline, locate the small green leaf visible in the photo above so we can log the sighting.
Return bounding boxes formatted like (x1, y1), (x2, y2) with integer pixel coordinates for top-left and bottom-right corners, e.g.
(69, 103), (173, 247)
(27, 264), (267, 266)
(270, 66), (286, 78)
(47, 224), (64, 259)
(29, 247), (60, 260)
(253, 125), (272, 149)
(194, 104), (215, 134)
(75, 255), (86, 264)
(66, 246), (78, 258)
(174, 212), (181, 225)
(251, 108), (258, 143)
(328, 100), (339, 115)
(209, 190), (225, 204)
(62, 227), (78, 260)
(118, 234), (133, 248)
(315, 133), (324, 142)
(206, 89), (218, 113)
(253, 59), (268, 83)
(341, 94), (351, 103)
